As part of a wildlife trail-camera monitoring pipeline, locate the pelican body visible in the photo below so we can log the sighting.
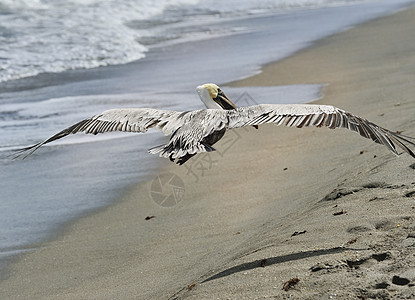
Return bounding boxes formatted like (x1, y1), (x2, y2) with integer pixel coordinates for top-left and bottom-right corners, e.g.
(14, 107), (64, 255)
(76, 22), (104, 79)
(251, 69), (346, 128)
(14, 83), (415, 164)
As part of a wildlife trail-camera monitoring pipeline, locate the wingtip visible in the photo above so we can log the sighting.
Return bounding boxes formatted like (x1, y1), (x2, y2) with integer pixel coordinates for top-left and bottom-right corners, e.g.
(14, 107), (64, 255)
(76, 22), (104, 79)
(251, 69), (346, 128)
(9, 143), (43, 160)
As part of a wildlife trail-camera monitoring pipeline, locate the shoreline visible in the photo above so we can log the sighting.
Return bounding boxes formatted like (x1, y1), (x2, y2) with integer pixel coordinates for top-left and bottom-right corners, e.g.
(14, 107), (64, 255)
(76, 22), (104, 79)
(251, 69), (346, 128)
(2, 4), (415, 299)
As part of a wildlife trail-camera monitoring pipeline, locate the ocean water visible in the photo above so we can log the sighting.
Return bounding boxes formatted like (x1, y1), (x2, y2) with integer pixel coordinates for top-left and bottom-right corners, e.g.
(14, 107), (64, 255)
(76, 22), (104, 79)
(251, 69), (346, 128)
(0, 0), (387, 83)
(1, 0), (415, 271)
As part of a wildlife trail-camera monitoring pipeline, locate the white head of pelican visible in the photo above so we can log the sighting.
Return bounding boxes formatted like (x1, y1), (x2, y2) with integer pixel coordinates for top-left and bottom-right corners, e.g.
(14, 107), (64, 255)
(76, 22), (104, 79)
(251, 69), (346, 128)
(196, 83), (238, 110)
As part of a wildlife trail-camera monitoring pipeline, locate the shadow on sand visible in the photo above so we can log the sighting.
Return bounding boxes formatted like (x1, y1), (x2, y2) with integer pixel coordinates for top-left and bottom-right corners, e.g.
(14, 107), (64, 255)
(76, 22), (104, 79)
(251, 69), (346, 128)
(203, 246), (351, 282)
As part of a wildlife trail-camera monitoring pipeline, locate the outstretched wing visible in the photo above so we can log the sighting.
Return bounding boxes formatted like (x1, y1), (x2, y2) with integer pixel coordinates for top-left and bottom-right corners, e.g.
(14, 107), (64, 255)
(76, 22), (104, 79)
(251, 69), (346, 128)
(226, 104), (415, 158)
(14, 108), (181, 158)
(13, 103), (415, 161)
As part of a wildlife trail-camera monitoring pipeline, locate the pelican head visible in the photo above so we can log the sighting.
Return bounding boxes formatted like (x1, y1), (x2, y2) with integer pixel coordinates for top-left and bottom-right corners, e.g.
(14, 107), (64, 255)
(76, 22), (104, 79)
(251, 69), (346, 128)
(196, 83), (238, 110)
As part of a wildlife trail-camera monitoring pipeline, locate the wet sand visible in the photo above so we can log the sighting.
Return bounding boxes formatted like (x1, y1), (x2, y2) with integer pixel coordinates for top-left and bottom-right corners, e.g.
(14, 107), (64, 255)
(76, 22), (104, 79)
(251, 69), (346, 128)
(2, 5), (415, 300)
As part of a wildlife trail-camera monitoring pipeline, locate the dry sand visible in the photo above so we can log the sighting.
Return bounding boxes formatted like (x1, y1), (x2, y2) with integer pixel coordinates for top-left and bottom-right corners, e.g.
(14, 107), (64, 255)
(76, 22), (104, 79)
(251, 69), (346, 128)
(2, 5), (415, 300)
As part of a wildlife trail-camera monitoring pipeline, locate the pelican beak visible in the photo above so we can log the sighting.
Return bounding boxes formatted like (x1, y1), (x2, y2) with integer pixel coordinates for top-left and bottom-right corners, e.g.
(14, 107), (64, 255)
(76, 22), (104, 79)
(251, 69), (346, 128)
(212, 89), (238, 110)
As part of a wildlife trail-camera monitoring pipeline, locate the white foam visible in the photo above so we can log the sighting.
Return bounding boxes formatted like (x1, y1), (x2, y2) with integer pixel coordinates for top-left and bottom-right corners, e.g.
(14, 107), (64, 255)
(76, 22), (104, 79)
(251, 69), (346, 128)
(0, 0), (384, 83)
(0, 0), (199, 82)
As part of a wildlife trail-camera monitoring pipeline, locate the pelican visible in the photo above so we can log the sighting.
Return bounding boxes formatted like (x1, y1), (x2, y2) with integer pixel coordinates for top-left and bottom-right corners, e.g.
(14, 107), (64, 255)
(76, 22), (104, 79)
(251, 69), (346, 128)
(15, 83), (415, 164)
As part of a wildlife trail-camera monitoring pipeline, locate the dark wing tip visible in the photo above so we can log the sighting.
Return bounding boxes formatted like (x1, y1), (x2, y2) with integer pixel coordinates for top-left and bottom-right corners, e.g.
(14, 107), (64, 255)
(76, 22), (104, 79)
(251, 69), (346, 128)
(9, 143), (43, 160)
(389, 131), (415, 159)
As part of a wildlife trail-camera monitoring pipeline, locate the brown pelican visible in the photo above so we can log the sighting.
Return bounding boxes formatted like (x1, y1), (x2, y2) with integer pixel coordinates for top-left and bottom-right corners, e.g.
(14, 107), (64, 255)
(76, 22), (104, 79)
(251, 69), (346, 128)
(14, 83), (415, 164)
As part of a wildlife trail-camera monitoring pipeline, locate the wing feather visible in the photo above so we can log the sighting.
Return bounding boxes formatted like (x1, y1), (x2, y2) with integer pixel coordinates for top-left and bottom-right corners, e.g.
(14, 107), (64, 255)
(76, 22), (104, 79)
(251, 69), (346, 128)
(226, 104), (415, 158)
(14, 108), (180, 158)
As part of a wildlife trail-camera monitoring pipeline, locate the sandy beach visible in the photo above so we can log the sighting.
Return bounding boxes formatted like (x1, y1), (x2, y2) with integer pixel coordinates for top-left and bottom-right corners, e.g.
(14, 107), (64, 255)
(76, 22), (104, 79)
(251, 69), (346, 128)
(2, 4), (415, 300)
